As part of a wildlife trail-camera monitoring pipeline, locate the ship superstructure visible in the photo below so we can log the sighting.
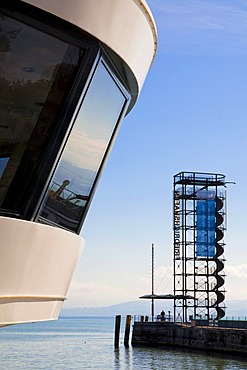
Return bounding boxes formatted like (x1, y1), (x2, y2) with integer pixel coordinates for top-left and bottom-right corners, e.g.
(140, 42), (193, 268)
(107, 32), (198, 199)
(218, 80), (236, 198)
(0, 0), (157, 326)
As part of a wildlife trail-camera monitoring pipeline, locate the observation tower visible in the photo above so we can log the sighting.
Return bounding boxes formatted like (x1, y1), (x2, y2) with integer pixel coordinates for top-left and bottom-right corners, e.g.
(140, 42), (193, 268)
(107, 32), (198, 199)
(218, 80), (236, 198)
(0, 0), (157, 326)
(173, 172), (226, 322)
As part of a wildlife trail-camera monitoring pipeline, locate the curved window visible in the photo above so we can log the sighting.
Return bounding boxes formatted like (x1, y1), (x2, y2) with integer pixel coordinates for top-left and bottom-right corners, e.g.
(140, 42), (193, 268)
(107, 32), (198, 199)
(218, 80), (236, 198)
(0, 5), (131, 234)
(0, 12), (87, 215)
(38, 59), (129, 232)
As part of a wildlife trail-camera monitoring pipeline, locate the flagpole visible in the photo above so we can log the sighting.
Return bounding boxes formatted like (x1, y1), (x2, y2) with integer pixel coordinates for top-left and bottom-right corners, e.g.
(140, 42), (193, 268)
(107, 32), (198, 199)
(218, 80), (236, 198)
(151, 243), (154, 321)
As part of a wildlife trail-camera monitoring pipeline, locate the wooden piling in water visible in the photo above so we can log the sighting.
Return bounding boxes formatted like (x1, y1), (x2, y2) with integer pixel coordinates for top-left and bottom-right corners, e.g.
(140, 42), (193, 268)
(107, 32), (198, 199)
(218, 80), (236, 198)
(114, 315), (121, 348)
(124, 315), (132, 347)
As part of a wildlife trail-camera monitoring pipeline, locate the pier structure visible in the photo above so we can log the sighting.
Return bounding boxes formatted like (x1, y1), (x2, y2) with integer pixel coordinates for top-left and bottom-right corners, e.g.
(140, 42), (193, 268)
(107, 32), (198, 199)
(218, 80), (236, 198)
(173, 172), (226, 323)
(131, 171), (244, 356)
(132, 319), (247, 356)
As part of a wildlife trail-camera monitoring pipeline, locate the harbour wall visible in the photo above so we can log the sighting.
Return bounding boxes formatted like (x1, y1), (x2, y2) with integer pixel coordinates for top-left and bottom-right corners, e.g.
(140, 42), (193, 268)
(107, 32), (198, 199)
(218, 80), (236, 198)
(132, 322), (247, 356)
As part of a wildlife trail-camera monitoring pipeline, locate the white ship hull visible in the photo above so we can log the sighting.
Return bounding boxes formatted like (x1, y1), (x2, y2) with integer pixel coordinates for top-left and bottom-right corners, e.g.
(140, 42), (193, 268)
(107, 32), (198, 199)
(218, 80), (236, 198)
(0, 217), (84, 326)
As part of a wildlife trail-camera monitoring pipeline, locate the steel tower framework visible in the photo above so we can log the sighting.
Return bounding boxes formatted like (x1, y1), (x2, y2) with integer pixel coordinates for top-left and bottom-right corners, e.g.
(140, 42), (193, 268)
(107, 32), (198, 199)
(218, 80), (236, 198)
(173, 172), (226, 322)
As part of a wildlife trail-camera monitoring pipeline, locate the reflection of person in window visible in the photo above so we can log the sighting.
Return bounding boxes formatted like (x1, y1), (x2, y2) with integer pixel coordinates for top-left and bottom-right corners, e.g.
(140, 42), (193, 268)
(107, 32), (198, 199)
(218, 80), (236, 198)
(53, 179), (70, 199)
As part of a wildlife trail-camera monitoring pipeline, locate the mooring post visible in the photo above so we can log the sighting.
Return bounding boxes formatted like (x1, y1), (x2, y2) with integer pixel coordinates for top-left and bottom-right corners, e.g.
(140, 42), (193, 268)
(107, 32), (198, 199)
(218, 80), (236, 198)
(124, 315), (132, 347)
(114, 315), (121, 348)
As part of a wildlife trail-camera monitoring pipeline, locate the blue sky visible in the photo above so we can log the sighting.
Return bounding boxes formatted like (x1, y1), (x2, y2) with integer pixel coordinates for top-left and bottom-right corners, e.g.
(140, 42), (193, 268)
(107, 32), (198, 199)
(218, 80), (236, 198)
(65, 0), (247, 310)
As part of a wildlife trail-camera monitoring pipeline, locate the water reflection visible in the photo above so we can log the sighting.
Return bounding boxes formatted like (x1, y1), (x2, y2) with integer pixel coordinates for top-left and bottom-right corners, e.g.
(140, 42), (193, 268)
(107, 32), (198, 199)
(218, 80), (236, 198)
(114, 348), (120, 369)
(113, 346), (247, 370)
(1, 317), (247, 369)
(124, 347), (131, 369)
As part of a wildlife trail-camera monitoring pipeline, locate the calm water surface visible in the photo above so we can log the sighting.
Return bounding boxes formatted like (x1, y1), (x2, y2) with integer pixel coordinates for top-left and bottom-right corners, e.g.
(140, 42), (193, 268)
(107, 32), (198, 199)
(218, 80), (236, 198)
(0, 317), (246, 369)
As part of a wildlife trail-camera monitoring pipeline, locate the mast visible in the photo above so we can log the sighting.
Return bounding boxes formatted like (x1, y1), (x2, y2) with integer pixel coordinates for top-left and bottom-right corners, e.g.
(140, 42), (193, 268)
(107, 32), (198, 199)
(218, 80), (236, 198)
(151, 243), (155, 321)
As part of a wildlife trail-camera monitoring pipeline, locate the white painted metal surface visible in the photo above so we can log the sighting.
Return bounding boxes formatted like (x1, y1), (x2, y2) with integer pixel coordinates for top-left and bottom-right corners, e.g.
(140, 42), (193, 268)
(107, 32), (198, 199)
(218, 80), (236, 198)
(21, 0), (157, 93)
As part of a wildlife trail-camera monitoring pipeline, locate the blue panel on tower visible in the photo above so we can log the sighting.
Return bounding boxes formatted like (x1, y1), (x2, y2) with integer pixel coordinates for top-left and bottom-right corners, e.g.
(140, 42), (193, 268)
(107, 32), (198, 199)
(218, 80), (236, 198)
(196, 199), (215, 257)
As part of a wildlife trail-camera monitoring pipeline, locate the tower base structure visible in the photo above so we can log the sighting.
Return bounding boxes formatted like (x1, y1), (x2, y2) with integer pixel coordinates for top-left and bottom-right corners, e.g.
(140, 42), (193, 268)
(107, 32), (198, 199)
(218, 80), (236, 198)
(173, 172), (226, 323)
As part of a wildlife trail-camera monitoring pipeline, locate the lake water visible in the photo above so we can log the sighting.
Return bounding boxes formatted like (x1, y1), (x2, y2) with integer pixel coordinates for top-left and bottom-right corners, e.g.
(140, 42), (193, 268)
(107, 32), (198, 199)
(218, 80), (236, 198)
(0, 316), (247, 369)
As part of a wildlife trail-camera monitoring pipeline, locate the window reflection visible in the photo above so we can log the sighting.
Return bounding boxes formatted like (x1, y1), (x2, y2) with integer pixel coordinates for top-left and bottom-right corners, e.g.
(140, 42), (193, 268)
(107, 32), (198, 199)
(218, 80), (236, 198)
(0, 157), (9, 177)
(0, 13), (84, 211)
(39, 61), (127, 231)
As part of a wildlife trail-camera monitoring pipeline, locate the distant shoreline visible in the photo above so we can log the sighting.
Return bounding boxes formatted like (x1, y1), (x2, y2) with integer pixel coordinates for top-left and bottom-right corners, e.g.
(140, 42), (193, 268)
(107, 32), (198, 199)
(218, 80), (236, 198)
(61, 299), (247, 317)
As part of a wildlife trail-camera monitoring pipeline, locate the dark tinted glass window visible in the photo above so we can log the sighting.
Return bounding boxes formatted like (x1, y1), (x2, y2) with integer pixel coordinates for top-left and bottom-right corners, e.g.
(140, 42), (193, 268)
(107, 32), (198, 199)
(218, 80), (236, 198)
(0, 13), (85, 213)
(38, 60), (128, 232)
